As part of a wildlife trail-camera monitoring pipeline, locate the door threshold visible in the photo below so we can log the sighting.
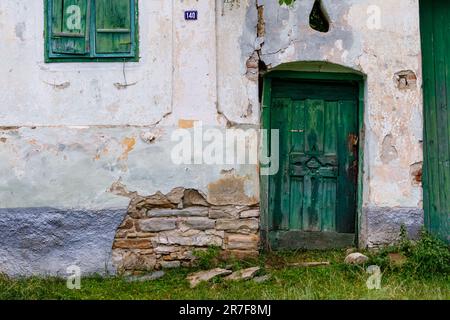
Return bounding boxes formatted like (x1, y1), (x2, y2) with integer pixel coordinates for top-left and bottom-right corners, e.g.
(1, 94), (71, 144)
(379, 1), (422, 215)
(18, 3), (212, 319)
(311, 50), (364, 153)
(263, 230), (355, 250)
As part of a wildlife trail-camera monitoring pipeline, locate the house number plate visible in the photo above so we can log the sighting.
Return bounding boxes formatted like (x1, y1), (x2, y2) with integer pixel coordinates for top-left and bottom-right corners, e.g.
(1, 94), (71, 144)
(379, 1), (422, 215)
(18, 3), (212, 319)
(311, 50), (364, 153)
(184, 10), (198, 20)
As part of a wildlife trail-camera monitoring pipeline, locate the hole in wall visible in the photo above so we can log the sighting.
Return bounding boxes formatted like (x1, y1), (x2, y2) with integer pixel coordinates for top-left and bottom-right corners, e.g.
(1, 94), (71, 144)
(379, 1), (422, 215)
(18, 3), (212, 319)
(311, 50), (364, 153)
(309, 0), (330, 33)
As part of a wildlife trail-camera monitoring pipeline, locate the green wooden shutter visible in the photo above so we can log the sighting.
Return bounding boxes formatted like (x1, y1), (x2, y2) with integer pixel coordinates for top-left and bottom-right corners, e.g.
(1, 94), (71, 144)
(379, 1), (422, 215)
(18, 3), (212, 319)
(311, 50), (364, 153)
(95, 0), (133, 54)
(50, 0), (90, 55)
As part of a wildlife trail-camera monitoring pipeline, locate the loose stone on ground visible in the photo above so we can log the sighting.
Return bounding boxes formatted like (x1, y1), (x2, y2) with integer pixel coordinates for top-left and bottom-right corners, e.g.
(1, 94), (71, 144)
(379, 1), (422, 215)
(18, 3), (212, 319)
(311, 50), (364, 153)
(187, 268), (232, 288)
(344, 252), (369, 265)
(225, 267), (261, 281)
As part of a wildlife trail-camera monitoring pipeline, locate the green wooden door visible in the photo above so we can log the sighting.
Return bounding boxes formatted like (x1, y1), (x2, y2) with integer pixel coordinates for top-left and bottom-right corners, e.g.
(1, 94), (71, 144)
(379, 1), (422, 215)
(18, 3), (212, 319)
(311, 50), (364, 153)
(420, 0), (450, 243)
(268, 79), (359, 249)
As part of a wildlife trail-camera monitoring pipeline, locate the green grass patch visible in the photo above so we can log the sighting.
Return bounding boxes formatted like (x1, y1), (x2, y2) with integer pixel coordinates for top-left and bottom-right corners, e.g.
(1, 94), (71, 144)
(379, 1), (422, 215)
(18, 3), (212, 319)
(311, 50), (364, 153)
(1, 247), (448, 300)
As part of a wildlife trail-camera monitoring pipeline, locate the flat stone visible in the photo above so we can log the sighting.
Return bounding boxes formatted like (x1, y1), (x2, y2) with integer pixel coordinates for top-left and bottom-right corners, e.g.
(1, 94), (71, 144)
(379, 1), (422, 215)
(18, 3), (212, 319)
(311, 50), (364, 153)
(135, 192), (175, 209)
(180, 217), (216, 230)
(147, 207), (208, 218)
(209, 206), (248, 219)
(225, 267), (260, 281)
(217, 219), (259, 232)
(205, 230), (225, 237)
(180, 229), (202, 237)
(253, 274), (271, 284)
(168, 250), (195, 260)
(240, 209), (260, 218)
(113, 239), (152, 250)
(125, 271), (165, 282)
(138, 218), (177, 232)
(226, 234), (259, 250)
(187, 268), (232, 288)
(183, 189), (209, 207)
(344, 252), (369, 265)
(157, 231), (223, 247)
(157, 235), (189, 246)
(154, 245), (179, 254)
(166, 187), (185, 205)
(194, 233), (224, 247)
(160, 261), (181, 269)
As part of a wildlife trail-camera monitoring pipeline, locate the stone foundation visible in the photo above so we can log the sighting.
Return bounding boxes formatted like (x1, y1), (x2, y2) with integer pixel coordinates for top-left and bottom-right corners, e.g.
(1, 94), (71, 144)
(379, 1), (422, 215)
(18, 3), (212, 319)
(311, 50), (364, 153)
(364, 207), (424, 247)
(112, 188), (260, 273)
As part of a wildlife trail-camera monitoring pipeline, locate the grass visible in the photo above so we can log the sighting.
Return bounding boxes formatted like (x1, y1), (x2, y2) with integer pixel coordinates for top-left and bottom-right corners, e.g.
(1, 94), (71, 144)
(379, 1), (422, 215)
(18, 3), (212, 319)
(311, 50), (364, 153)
(1, 249), (448, 300)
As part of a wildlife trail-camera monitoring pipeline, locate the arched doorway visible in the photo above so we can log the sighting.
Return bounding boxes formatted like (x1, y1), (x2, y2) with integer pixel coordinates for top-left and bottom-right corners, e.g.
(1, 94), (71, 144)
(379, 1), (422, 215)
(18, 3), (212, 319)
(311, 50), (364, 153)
(260, 63), (365, 250)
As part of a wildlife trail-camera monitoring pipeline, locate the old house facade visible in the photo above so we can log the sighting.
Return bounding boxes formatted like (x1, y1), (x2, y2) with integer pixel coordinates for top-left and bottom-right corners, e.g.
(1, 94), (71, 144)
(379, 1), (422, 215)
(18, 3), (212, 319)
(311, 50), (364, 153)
(0, 0), (448, 276)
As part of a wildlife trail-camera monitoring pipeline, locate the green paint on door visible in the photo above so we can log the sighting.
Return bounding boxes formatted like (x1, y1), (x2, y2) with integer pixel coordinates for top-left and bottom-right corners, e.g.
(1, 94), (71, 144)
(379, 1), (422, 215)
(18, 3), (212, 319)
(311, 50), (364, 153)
(420, 0), (450, 244)
(267, 78), (359, 249)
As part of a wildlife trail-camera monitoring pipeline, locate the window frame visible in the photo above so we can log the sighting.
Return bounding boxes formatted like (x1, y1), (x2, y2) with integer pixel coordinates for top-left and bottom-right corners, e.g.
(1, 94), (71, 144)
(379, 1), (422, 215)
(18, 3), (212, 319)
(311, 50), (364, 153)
(44, 0), (139, 63)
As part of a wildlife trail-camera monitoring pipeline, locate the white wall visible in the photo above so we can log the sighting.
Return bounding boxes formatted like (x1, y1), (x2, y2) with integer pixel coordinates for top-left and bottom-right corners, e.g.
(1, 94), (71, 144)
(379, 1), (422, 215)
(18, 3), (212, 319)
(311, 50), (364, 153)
(259, 0), (423, 210)
(0, 0), (424, 250)
(0, 0), (260, 211)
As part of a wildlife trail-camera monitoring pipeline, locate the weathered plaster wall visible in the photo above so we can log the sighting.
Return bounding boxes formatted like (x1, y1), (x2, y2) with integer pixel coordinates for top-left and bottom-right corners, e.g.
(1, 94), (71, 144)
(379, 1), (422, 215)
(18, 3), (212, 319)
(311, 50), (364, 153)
(0, 0), (259, 276)
(0, 0), (425, 275)
(256, 0), (424, 246)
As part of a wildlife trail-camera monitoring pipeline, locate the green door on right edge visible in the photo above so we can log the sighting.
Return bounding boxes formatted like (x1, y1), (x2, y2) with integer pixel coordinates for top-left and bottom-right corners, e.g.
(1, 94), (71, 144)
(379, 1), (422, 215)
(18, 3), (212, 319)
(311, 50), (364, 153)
(268, 79), (359, 249)
(420, 0), (450, 243)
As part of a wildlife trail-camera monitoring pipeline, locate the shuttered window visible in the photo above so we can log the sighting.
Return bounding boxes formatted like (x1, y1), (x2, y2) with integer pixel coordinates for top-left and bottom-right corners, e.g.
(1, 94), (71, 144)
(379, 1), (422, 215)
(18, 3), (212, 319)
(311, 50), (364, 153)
(46, 0), (138, 62)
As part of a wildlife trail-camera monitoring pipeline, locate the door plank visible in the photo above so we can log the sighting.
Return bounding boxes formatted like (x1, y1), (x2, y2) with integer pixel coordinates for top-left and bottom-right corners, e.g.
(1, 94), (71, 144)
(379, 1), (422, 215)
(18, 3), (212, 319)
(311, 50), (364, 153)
(289, 178), (303, 230)
(336, 100), (358, 233)
(305, 100), (325, 154)
(321, 178), (337, 231)
(270, 98), (291, 230)
(324, 101), (338, 155)
(291, 100), (305, 153)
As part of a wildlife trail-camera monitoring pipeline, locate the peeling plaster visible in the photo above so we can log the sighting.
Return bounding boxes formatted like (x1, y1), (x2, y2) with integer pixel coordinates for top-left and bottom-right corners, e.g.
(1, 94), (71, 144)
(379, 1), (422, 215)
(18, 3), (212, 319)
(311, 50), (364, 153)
(381, 134), (399, 164)
(208, 174), (258, 206)
(0, 0), (426, 268)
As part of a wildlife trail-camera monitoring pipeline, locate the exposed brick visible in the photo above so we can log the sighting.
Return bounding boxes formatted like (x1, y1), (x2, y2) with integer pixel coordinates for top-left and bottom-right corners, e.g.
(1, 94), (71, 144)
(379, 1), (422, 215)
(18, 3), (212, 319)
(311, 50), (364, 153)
(225, 233), (259, 250)
(113, 239), (152, 250)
